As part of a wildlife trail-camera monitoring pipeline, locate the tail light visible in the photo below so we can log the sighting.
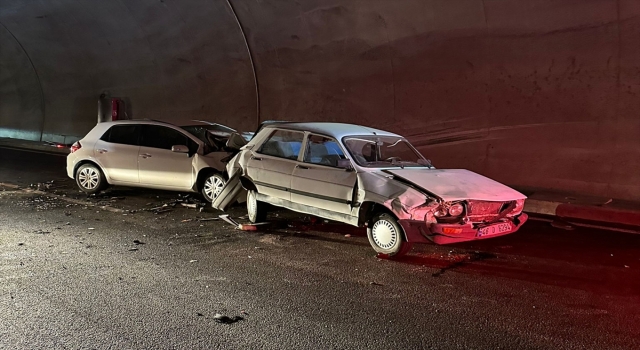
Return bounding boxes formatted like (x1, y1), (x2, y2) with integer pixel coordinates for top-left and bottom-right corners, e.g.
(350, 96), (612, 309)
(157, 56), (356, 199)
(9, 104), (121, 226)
(70, 141), (81, 153)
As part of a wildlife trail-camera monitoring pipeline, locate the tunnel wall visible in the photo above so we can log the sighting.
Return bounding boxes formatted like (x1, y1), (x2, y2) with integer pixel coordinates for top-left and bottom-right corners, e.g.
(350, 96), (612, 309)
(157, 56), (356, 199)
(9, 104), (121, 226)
(1, 0), (639, 201)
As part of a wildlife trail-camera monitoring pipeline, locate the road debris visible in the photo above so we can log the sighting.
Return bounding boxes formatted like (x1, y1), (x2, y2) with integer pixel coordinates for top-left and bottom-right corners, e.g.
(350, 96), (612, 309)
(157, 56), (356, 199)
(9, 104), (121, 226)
(550, 219), (574, 230)
(128, 247), (139, 251)
(181, 219), (193, 223)
(369, 281), (384, 286)
(189, 260), (198, 263)
(34, 229), (50, 234)
(197, 217), (219, 222)
(213, 313), (243, 324)
(133, 240), (145, 245)
(219, 214), (268, 231)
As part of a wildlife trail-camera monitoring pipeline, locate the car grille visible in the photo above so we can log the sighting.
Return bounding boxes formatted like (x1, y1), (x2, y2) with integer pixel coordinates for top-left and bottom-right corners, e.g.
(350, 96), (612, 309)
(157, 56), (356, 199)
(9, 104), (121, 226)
(467, 200), (513, 223)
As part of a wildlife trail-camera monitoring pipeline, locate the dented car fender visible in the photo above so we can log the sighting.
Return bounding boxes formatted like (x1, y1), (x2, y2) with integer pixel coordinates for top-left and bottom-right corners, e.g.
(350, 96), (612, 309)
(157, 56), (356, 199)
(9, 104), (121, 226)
(356, 171), (438, 222)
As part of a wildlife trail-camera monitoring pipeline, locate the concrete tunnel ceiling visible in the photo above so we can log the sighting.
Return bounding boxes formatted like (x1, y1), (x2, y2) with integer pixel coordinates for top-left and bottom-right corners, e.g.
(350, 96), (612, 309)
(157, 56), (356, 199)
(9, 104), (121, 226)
(1, 0), (639, 201)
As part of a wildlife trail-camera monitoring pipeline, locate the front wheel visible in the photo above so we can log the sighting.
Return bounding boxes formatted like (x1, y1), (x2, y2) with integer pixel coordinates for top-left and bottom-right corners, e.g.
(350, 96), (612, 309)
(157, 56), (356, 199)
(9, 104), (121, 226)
(75, 163), (107, 195)
(246, 190), (267, 223)
(367, 213), (412, 258)
(201, 173), (226, 203)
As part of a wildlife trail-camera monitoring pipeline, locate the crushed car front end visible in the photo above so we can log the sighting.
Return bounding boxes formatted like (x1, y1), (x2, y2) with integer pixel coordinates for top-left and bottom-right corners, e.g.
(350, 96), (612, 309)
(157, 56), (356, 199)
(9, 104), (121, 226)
(367, 168), (528, 245)
(397, 198), (528, 245)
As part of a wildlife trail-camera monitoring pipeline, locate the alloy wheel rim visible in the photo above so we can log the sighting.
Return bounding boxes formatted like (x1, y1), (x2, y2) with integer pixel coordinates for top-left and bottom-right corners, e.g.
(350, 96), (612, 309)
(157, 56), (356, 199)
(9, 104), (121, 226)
(204, 176), (224, 200)
(78, 167), (99, 190)
(371, 220), (397, 249)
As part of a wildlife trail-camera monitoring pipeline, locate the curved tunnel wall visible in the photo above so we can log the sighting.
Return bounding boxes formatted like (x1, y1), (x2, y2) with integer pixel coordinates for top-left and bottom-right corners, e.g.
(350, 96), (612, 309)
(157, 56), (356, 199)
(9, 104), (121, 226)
(1, 0), (639, 200)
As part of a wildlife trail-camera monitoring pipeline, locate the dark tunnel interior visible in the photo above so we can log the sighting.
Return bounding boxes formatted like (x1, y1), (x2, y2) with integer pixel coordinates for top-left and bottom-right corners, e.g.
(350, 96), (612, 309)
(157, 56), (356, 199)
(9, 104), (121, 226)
(1, 0), (639, 200)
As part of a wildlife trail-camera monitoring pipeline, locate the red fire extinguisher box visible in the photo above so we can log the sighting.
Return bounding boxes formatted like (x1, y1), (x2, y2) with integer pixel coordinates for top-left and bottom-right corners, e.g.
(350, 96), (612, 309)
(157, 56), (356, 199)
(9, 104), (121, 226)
(111, 98), (119, 121)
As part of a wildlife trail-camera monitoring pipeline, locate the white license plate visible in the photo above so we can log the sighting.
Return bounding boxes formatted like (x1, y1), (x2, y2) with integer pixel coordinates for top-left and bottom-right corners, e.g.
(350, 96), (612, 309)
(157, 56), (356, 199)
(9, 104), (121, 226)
(478, 222), (512, 237)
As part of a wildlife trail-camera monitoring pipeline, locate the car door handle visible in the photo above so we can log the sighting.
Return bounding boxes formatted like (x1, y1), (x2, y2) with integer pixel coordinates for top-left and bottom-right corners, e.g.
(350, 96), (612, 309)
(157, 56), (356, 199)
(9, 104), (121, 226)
(139, 153), (152, 158)
(296, 165), (309, 169)
(251, 156), (262, 161)
(97, 149), (108, 154)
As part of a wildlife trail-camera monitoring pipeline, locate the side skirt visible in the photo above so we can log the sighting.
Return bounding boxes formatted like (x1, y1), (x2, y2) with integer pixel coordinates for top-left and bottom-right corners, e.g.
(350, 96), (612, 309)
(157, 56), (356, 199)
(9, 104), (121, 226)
(255, 193), (360, 227)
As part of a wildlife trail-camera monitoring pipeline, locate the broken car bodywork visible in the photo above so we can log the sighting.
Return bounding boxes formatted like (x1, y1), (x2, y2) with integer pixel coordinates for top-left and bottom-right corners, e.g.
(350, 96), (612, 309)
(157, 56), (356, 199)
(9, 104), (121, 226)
(213, 122), (528, 256)
(66, 120), (237, 202)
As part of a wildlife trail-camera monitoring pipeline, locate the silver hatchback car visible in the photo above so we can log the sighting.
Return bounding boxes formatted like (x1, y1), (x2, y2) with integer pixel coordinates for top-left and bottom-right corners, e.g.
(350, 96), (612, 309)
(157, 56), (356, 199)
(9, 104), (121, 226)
(66, 120), (237, 202)
(213, 122), (528, 257)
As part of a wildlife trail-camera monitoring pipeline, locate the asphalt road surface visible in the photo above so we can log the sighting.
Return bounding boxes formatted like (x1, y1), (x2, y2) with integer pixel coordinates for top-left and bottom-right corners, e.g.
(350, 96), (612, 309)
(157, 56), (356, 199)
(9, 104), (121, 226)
(1, 147), (639, 349)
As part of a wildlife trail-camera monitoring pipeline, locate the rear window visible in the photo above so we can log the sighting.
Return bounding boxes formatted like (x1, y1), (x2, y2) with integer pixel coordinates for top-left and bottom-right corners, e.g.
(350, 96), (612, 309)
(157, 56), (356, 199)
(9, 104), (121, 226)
(100, 125), (139, 145)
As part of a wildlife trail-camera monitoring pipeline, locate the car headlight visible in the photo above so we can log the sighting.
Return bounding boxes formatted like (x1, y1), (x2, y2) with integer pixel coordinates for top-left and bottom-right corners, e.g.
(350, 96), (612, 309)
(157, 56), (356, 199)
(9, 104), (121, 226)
(448, 203), (464, 216)
(434, 208), (447, 217)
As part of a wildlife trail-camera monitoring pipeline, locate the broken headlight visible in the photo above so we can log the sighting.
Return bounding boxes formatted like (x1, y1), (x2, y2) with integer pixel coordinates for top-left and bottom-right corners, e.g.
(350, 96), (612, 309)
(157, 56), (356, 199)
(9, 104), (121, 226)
(433, 202), (465, 220)
(448, 203), (464, 216)
(514, 199), (525, 214)
(434, 208), (448, 217)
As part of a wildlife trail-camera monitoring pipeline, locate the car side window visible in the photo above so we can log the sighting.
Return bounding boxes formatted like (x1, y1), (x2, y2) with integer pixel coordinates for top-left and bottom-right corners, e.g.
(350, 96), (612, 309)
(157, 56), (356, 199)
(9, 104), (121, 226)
(257, 129), (304, 160)
(303, 134), (347, 167)
(100, 125), (140, 145)
(140, 125), (189, 151)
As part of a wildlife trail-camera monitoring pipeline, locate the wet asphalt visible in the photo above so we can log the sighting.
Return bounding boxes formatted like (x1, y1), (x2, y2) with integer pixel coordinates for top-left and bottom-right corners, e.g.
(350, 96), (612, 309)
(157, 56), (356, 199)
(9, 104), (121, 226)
(1, 147), (639, 349)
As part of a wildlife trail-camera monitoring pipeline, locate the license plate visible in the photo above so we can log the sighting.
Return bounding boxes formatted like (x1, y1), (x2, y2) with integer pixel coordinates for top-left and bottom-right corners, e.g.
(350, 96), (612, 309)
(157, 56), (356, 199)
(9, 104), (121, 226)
(478, 222), (512, 237)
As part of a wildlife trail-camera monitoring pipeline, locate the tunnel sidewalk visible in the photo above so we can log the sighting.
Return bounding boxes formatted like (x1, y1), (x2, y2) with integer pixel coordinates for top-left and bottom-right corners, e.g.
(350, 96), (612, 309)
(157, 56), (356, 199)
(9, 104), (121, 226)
(520, 188), (640, 233)
(2, 137), (639, 233)
(0, 137), (70, 155)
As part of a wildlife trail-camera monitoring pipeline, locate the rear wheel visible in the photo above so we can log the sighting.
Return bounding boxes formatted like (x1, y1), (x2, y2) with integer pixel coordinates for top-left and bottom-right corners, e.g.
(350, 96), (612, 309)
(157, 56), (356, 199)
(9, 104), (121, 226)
(367, 213), (412, 258)
(246, 190), (267, 223)
(201, 173), (226, 203)
(75, 163), (107, 195)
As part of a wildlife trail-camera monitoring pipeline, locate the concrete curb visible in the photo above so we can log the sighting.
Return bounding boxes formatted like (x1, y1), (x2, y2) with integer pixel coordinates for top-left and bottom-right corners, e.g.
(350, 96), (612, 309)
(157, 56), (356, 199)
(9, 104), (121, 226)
(0, 138), (70, 156)
(524, 199), (640, 233)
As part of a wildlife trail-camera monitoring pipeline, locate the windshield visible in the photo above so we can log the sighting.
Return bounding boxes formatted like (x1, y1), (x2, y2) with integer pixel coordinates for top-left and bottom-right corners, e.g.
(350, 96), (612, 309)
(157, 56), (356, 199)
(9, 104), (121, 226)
(342, 136), (430, 168)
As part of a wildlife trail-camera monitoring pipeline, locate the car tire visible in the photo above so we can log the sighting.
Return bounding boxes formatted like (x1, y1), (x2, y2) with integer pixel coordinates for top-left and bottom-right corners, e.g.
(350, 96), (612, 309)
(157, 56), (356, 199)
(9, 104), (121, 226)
(367, 213), (412, 258)
(75, 163), (107, 195)
(201, 172), (226, 203)
(246, 190), (267, 223)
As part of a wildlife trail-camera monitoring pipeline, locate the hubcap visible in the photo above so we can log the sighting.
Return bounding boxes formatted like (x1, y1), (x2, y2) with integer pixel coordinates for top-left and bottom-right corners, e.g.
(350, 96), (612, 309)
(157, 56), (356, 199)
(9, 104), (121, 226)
(204, 175), (225, 200)
(247, 191), (257, 220)
(371, 219), (397, 249)
(78, 167), (99, 190)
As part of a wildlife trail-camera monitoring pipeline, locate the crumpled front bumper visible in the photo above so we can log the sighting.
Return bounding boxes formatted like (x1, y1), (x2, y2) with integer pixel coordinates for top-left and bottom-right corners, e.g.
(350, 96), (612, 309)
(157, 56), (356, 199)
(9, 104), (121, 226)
(399, 213), (528, 245)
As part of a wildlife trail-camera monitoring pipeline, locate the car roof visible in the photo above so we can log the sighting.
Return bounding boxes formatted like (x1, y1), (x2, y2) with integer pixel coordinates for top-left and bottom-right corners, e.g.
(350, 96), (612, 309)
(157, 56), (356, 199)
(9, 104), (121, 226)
(262, 122), (401, 139)
(97, 119), (177, 127)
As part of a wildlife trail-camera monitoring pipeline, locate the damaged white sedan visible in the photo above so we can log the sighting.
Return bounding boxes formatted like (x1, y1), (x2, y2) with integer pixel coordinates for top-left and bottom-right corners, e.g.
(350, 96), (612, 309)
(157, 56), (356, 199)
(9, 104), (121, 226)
(213, 122), (528, 257)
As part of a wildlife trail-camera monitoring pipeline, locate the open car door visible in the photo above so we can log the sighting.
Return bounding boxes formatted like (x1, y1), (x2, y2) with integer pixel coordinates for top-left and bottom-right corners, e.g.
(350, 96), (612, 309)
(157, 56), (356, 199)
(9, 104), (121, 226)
(211, 171), (245, 211)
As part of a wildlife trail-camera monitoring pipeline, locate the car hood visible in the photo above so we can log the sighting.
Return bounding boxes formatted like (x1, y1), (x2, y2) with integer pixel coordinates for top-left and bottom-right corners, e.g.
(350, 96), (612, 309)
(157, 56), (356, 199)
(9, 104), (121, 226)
(383, 169), (526, 202)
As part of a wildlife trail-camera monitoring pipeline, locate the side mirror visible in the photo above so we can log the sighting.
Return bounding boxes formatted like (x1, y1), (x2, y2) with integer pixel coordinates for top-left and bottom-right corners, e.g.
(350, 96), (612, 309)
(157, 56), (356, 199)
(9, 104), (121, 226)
(337, 159), (354, 171)
(225, 132), (248, 150)
(171, 145), (189, 153)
